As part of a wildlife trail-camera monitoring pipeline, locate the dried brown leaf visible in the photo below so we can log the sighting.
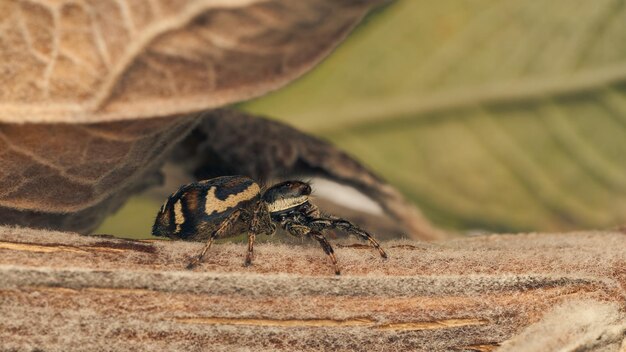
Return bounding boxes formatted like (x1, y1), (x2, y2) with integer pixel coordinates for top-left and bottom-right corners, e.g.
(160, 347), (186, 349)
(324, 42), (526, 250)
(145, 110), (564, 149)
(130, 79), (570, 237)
(0, 0), (385, 123)
(0, 115), (198, 232)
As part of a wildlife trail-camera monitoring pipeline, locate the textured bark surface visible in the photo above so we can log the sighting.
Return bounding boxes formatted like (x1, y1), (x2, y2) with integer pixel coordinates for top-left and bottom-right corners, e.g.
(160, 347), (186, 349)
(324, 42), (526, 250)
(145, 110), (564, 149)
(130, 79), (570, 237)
(1, 226), (624, 351)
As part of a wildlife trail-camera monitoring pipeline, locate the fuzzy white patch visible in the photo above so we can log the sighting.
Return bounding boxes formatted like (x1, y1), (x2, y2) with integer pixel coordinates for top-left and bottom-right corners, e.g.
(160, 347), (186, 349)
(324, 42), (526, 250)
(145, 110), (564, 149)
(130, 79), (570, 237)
(498, 300), (626, 351)
(267, 195), (308, 213)
(204, 183), (261, 215)
(310, 177), (383, 215)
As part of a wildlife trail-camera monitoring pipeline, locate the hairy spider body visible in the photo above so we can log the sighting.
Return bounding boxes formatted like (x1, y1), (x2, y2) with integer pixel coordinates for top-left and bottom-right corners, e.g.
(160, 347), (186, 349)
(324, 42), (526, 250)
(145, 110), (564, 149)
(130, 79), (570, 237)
(152, 175), (387, 274)
(152, 176), (266, 241)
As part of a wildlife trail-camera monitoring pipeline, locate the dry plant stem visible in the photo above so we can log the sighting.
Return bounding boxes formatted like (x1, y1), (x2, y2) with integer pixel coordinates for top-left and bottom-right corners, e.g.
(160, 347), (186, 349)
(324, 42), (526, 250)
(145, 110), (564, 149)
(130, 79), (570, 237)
(0, 226), (625, 351)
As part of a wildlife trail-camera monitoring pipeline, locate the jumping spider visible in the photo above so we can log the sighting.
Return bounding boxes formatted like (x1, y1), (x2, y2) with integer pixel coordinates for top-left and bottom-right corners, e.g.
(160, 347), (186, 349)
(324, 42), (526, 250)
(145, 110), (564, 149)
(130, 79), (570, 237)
(152, 175), (387, 275)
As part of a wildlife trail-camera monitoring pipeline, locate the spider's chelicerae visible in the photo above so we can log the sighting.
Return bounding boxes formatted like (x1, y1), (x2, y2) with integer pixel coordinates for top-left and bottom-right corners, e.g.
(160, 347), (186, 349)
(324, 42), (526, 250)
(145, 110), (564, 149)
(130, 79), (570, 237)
(152, 175), (387, 274)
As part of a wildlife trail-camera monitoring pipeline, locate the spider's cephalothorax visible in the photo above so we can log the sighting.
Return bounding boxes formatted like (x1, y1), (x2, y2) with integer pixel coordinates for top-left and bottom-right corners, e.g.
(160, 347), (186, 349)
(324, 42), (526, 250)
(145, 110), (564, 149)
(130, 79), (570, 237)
(152, 175), (387, 274)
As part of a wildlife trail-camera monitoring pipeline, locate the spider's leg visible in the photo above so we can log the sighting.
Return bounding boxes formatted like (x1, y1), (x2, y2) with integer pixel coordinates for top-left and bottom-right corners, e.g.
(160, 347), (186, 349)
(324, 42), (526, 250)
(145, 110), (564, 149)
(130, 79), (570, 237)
(245, 203), (268, 266)
(245, 231), (255, 267)
(186, 209), (241, 269)
(310, 231), (341, 275)
(284, 221), (341, 275)
(244, 201), (280, 266)
(309, 218), (387, 259)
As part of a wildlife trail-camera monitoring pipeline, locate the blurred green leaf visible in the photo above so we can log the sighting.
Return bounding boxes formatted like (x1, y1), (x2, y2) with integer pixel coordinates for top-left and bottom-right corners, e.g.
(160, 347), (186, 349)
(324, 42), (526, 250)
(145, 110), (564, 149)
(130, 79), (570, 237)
(243, 0), (626, 231)
(97, 197), (160, 239)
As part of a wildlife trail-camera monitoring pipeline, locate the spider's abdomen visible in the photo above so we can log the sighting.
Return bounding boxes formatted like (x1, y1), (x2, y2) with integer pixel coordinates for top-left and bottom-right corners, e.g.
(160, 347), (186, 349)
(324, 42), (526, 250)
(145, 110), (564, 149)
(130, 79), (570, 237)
(152, 175), (261, 240)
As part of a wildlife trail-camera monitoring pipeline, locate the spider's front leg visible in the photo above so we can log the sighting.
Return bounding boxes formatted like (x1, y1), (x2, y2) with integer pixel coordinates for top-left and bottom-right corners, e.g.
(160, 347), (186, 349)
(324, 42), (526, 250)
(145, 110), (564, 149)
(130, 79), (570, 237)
(285, 221), (341, 275)
(308, 217), (388, 259)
